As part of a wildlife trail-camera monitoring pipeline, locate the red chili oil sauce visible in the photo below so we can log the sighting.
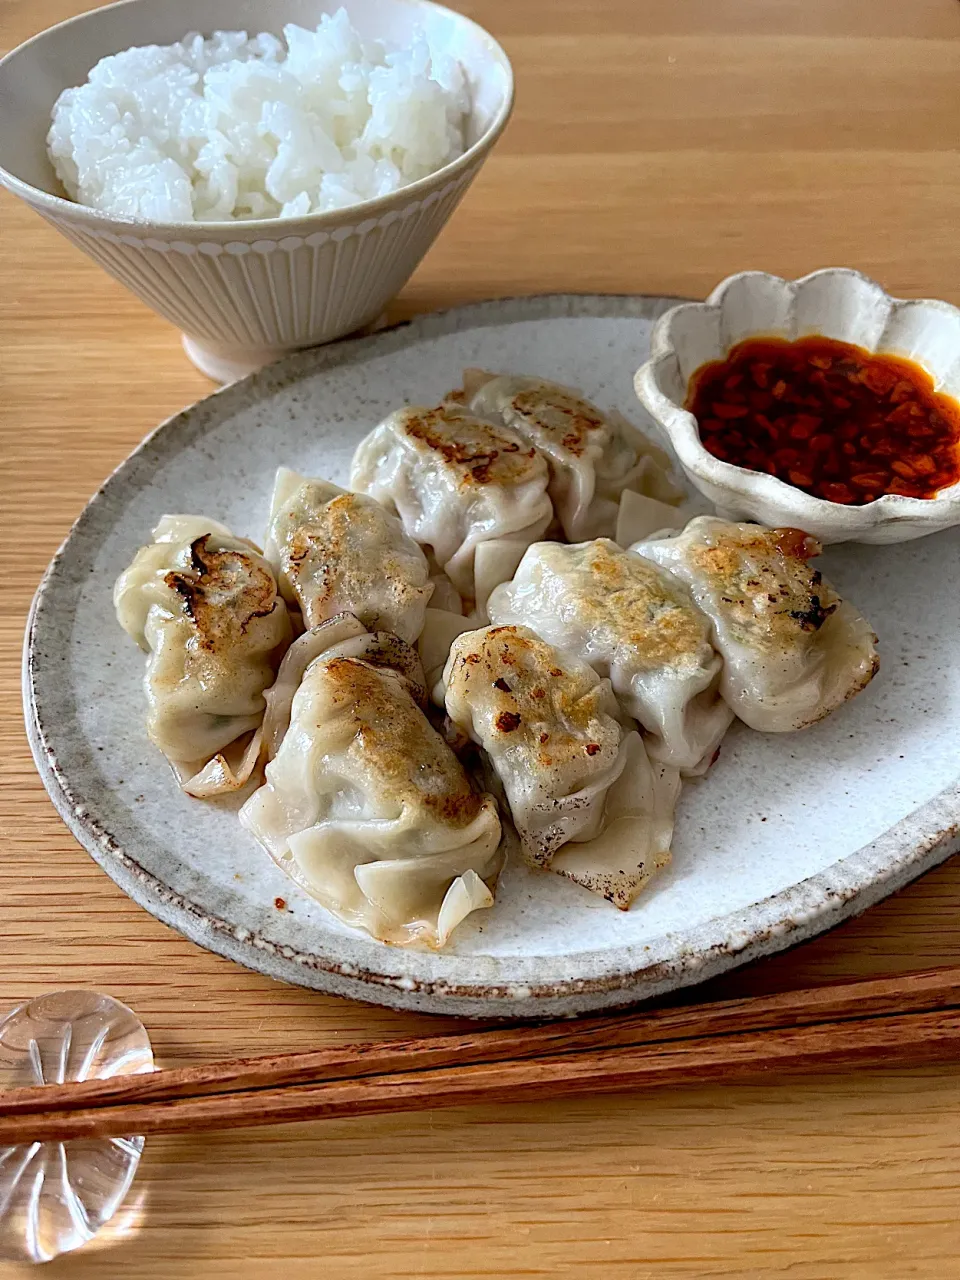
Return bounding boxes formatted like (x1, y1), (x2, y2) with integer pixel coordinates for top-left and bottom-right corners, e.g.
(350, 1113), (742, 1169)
(685, 335), (960, 504)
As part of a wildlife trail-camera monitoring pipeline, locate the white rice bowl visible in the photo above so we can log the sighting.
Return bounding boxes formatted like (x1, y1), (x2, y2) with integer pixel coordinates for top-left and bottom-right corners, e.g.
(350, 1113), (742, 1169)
(46, 8), (470, 223)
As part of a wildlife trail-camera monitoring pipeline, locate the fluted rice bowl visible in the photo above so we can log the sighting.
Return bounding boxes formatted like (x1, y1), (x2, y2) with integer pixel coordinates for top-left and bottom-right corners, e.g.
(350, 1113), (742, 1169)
(0, 0), (513, 380)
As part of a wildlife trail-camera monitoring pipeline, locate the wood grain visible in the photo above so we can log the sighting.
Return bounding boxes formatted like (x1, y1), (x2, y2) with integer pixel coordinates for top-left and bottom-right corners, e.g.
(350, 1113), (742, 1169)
(3, 0), (960, 1274)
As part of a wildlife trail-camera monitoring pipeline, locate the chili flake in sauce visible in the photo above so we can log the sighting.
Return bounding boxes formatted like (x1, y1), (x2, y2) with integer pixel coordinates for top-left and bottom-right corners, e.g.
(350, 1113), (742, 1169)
(686, 335), (960, 504)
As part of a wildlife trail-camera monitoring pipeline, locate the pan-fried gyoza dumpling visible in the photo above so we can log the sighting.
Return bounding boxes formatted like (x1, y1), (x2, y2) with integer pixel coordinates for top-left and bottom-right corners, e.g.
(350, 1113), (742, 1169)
(260, 613), (429, 760)
(240, 616), (503, 948)
(630, 517), (880, 732)
(349, 403), (552, 602)
(459, 370), (682, 542)
(442, 625), (680, 908)
(265, 468), (433, 643)
(486, 540), (733, 775)
(114, 515), (292, 797)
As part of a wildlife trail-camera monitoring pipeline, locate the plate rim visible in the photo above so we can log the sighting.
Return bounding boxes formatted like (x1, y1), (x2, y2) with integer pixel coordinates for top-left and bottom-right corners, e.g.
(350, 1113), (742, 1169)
(23, 292), (960, 1017)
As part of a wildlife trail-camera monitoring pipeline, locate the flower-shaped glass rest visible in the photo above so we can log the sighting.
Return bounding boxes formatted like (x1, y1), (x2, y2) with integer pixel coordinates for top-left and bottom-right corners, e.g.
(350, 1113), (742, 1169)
(0, 991), (153, 1263)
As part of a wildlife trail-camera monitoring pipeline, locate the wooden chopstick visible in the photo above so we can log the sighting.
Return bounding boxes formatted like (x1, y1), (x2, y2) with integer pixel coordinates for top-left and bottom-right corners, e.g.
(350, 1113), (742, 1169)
(6, 1004), (959, 1145)
(3, 963), (960, 1145)
(7, 962), (960, 1116)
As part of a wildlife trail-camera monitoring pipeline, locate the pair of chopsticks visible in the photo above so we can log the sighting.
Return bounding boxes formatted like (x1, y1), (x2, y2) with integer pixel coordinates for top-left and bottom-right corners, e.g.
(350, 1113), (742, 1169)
(4, 963), (960, 1145)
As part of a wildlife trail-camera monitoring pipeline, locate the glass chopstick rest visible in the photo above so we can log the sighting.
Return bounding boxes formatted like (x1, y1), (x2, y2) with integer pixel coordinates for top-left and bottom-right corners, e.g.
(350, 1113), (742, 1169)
(0, 990), (153, 1264)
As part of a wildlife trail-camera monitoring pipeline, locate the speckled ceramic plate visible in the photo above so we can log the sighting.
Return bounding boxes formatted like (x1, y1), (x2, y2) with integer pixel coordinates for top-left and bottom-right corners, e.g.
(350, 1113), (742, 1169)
(24, 295), (960, 1017)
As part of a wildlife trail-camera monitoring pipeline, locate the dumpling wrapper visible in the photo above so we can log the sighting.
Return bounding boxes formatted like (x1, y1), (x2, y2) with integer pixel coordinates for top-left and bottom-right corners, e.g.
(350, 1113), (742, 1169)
(418, 608), (475, 707)
(240, 619), (502, 948)
(486, 539), (733, 775)
(442, 624), (680, 908)
(428, 572), (464, 615)
(546, 734), (679, 906)
(114, 514), (291, 797)
(175, 728), (264, 799)
(631, 517), (880, 732)
(615, 489), (687, 548)
(470, 536), (532, 623)
(349, 403), (553, 601)
(265, 468), (433, 643)
(459, 370), (683, 542)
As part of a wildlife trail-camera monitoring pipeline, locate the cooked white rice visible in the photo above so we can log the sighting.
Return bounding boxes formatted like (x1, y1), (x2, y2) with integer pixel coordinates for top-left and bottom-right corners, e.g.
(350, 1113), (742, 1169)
(47, 9), (470, 223)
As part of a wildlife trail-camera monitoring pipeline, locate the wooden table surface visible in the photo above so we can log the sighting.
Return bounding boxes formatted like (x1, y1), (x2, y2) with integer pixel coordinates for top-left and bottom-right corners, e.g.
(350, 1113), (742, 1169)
(4, 0), (960, 1275)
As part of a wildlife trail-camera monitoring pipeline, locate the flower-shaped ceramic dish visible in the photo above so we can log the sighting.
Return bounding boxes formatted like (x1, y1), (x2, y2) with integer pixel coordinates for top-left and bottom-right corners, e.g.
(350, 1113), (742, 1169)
(0, 0), (513, 382)
(635, 268), (960, 544)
